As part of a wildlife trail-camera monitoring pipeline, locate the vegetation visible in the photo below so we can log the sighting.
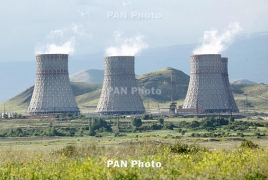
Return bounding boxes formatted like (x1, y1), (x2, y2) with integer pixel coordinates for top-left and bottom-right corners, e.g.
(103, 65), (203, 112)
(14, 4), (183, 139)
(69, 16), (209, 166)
(131, 118), (142, 127)
(0, 140), (268, 179)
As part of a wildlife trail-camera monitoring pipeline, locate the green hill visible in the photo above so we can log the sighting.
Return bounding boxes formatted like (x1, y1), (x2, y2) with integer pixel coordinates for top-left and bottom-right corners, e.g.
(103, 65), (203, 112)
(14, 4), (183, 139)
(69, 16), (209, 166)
(69, 69), (104, 83)
(230, 84), (268, 113)
(137, 67), (190, 102)
(0, 82), (102, 114)
(0, 68), (267, 114)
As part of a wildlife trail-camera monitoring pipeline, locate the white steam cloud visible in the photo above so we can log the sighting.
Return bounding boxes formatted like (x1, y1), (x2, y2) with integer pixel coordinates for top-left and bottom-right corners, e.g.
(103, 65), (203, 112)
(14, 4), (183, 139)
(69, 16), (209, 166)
(193, 22), (243, 54)
(106, 31), (148, 56)
(35, 24), (91, 55)
(35, 38), (75, 54)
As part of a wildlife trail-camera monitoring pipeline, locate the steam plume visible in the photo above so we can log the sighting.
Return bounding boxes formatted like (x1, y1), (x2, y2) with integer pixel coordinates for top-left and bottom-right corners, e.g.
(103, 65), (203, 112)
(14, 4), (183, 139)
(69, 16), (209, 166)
(193, 22), (243, 54)
(106, 31), (148, 56)
(35, 38), (75, 55)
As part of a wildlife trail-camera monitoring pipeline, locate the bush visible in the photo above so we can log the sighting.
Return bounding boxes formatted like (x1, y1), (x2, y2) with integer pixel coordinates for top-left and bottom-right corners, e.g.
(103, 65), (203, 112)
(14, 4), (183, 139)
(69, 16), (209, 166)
(142, 114), (153, 120)
(131, 118), (142, 127)
(240, 140), (259, 149)
(158, 117), (164, 125)
(90, 117), (112, 132)
(169, 142), (208, 154)
(59, 145), (76, 156)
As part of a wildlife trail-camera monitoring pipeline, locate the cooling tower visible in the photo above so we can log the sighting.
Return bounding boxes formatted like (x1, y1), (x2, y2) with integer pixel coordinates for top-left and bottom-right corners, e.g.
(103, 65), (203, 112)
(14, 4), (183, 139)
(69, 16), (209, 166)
(27, 54), (80, 114)
(183, 54), (239, 113)
(221, 57), (239, 112)
(96, 56), (145, 115)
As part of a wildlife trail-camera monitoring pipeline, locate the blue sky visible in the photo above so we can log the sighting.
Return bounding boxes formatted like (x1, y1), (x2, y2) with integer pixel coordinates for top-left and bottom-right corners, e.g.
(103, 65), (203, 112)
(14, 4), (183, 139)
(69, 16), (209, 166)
(0, 0), (268, 62)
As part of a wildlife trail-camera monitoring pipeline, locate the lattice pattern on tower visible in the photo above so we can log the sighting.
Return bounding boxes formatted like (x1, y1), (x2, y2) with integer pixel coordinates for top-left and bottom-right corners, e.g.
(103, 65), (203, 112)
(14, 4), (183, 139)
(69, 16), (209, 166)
(96, 56), (145, 115)
(27, 54), (80, 114)
(183, 54), (239, 113)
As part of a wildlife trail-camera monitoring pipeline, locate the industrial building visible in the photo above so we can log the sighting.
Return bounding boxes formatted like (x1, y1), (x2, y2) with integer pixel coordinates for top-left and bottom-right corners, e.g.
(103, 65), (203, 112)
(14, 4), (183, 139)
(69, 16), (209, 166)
(96, 56), (145, 115)
(182, 54), (239, 113)
(27, 54), (80, 114)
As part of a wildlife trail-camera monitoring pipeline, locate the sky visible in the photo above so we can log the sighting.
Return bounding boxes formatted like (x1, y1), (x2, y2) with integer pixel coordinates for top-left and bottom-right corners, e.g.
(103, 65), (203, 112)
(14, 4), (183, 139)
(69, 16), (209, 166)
(0, 0), (268, 62)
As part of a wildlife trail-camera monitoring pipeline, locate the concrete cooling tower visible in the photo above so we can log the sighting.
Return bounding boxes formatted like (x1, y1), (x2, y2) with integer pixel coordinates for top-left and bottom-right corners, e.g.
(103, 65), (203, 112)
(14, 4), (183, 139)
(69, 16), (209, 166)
(27, 54), (80, 114)
(96, 56), (145, 115)
(183, 54), (239, 113)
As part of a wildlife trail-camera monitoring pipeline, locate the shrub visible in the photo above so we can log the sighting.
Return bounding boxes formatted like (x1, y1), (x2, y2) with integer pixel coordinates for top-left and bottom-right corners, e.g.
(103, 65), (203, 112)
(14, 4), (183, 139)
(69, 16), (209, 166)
(131, 118), (142, 127)
(59, 145), (76, 156)
(158, 117), (164, 125)
(240, 140), (259, 149)
(142, 114), (153, 120)
(169, 142), (208, 154)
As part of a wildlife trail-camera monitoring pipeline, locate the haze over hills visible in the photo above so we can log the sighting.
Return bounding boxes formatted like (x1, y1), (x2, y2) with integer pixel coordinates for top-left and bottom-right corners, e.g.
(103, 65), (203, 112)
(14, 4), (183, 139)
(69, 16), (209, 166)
(230, 79), (258, 85)
(0, 67), (268, 114)
(0, 32), (267, 101)
(70, 69), (104, 83)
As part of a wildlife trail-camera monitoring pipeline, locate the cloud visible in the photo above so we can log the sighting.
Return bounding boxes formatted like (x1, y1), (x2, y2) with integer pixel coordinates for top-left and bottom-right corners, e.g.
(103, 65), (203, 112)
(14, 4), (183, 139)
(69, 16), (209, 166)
(121, 0), (131, 7)
(35, 38), (75, 55)
(47, 29), (64, 39)
(35, 23), (92, 55)
(78, 10), (91, 20)
(193, 22), (243, 54)
(106, 31), (148, 56)
(72, 23), (92, 38)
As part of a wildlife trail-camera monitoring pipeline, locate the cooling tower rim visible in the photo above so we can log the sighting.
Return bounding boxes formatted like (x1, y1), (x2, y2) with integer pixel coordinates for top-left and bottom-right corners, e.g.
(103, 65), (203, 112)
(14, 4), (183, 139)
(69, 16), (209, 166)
(104, 55), (135, 58)
(191, 54), (221, 57)
(36, 54), (68, 57)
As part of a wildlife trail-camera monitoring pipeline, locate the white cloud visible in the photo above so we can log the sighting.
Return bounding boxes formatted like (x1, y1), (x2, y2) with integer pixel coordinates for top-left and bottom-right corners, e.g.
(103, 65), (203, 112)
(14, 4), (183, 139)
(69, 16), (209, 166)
(193, 22), (243, 54)
(78, 10), (91, 20)
(35, 38), (75, 55)
(47, 29), (64, 39)
(106, 31), (148, 56)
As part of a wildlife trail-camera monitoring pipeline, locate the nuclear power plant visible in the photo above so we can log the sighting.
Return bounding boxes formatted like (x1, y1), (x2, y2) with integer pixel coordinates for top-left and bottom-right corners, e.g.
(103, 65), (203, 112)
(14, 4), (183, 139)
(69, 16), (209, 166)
(27, 54), (80, 114)
(182, 54), (239, 113)
(96, 56), (145, 115)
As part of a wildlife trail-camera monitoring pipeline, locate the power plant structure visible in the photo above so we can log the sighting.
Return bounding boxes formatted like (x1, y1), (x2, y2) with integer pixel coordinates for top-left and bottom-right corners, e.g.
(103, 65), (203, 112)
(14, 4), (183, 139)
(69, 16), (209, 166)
(182, 54), (239, 113)
(96, 56), (145, 115)
(27, 54), (80, 114)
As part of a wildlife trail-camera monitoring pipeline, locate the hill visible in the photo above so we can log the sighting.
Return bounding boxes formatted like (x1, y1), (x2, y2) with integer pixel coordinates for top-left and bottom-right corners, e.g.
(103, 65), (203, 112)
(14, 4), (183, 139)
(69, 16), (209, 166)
(230, 79), (258, 85)
(1, 31), (268, 101)
(0, 82), (102, 114)
(69, 69), (104, 83)
(0, 68), (268, 114)
(230, 84), (268, 113)
(137, 67), (190, 102)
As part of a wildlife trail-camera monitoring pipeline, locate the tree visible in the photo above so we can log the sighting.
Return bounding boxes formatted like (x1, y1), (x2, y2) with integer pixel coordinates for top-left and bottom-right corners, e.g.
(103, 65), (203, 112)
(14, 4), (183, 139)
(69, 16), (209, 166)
(89, 127), (95, 136)
(181, 130), (187, 136)
(158, 117), (164, 125)
(229, 116), (235, 123)
(131, 118), (142, 127)
(142, 114), (149, 120)
(142, 114), (153, 120)
(13, 113), (18, 118)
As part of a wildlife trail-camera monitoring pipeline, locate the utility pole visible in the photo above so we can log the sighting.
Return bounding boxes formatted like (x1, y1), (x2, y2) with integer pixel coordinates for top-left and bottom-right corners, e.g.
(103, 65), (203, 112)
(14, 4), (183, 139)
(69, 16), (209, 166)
(244, 93), (248, 114)
(169, 70), (177, 114)
(171, 70), (174, 102)
(117, 115), (119, 132)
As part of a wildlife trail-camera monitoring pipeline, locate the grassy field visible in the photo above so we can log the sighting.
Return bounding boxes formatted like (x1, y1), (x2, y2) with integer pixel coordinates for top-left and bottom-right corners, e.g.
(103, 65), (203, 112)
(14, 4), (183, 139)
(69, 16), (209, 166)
(1, 117), (268, 179)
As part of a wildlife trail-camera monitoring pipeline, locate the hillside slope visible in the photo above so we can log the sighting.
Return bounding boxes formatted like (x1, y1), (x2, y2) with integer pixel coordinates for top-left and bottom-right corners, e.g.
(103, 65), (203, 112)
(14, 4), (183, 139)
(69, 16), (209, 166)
(230, 79), (258, 85)
(0, 68), (268, 114)
(70, 69), (104, 83)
